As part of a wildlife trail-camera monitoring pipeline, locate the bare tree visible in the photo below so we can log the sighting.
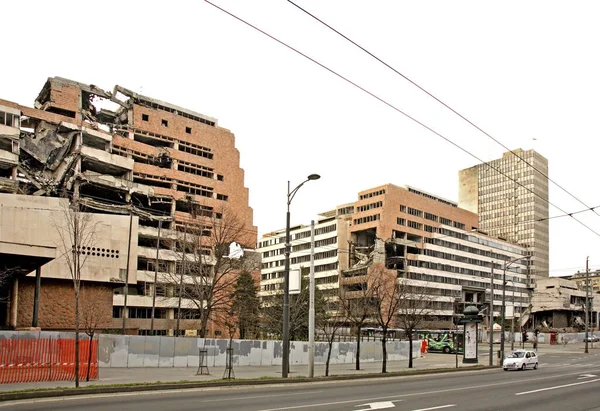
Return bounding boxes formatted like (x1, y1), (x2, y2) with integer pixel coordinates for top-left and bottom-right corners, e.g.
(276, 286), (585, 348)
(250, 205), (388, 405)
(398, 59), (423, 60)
(339, 270), (379, 371)
(80, 285), (111, 381)
(54, 203), (97, 387)
(317, 298), (346, 376)
(370, 266), (403, 373)
(170, 204), (257, 337)
(260, 271), (327, 341)
(395, 278), (433, 369)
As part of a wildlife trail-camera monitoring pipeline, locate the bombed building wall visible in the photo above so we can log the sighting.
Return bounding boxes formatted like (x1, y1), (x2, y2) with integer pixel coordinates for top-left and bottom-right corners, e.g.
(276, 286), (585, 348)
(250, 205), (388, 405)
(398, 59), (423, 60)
(1, 76), (257, 335)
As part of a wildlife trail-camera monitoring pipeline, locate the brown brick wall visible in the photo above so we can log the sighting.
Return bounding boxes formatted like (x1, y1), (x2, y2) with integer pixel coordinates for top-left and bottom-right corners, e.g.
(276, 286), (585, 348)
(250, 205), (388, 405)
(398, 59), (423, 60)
(48, 83), (81, 114)
(16, 278), (113, 331)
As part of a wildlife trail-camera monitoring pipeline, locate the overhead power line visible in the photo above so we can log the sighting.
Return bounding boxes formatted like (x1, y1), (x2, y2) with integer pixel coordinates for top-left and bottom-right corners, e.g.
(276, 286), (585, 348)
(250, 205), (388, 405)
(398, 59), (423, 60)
(204, 0), (600, 239)
(287, 0), (600, 221)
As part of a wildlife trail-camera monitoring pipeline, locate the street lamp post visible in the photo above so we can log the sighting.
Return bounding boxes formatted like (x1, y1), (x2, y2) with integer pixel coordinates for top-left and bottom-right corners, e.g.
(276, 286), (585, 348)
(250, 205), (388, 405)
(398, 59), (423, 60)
(282, 174), (320, 378)
(501, 255), (530, 363)
(585, 256), (590, 354)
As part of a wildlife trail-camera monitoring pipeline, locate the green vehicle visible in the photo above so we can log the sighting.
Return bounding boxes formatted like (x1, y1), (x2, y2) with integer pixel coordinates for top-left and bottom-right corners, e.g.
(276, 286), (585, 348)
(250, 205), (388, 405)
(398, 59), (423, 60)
(418, 330), (464, 354)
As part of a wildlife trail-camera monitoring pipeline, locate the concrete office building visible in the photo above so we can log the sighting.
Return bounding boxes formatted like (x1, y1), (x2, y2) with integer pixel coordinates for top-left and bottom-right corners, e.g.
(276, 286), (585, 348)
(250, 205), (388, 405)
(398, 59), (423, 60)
(458, 149), (549, 279)
(0, 77), (256, 336)
(259, 184), (530, 330)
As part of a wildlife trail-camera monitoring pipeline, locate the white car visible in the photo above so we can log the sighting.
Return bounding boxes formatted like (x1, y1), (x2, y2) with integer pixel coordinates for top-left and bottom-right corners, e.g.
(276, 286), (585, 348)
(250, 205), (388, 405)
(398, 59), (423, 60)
(503, 349), (538, 371)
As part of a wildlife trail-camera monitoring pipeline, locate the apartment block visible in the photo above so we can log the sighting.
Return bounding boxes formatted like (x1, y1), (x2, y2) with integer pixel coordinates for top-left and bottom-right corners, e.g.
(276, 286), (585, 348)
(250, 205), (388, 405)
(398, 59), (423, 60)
(458, 149), (550, 279)
(0, 77), (256, 336)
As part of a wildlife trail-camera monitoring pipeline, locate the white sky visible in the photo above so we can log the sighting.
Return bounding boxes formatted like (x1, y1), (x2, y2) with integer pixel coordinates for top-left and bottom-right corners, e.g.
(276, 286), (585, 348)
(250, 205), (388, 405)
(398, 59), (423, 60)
(2, 1), (599, 276)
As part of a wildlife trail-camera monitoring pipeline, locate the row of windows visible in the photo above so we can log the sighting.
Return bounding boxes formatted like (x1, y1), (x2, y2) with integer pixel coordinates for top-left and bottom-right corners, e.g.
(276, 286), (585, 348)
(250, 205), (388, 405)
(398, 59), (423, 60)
(260, 261), (339, 282)
(357, 201), (382, 212)
(261, 249), (338, 269)
(354, 214), (380, 225)
(142, 108), (215, 128)
(179, 141), (213, 159)
(407, 187), (457, 207)
(113, 307), (168, 319)
(176, 181), (213, 198)
(294, 224), (337, 240)
(177, 161), (214, 179)
(424, 237), (521, 267)
(0, 110), (20, 128)
(292, 236), (337, 252)
(337, 206), (355, 215)
(359, 189), (386, 200)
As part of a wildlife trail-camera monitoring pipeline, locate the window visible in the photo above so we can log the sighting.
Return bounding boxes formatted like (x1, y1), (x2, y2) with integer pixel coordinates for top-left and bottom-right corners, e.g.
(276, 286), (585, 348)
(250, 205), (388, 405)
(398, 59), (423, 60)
(0, 111), (20, 128)
(408, 220), (422, 230)
(142, 114), (149, 121)
(217, 194), (228, 201)
(186, 127), (192, 134)
(113, 307), (123, 318)
(217, 174), (224, 181)
(397, 218), (406, 226)
(400, 205), (407, 213)
(161, 119), (168, 127)
(440, 217), (452, 226)
(407, 207), (423, 218)
(424, 212), (438, 222)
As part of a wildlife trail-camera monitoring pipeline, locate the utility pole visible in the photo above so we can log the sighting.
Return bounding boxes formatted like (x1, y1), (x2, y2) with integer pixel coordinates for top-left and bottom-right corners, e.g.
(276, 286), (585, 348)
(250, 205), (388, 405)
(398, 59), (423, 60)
(489, 261), (494, 366)
(510, 280), (515, 351)
(308, 220), (315, 378)
(585, 256), (590, 354)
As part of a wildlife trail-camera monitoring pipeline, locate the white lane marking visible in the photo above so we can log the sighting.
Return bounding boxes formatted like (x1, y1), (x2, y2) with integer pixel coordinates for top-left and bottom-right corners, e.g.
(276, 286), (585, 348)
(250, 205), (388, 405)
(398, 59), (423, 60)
(515, 379), (600, 395)
(577, 374), (597, 379)
(259, 396), (405, 411)
(355, 401), (397, 410)
(411, 405), (456, 411)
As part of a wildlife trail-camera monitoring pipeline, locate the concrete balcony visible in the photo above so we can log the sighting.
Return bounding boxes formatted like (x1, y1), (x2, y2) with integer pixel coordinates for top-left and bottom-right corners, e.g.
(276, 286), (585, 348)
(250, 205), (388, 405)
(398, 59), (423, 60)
(80, 145), (134, 175)
(0, 124), (19, 139)
(0, 148), (18, 169)
(113, 294), (197, 309)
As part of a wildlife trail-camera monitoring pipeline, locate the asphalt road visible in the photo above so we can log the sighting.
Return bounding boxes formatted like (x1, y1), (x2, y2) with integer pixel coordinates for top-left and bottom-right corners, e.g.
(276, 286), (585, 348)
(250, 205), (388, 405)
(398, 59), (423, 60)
(5, 352), (600, 411)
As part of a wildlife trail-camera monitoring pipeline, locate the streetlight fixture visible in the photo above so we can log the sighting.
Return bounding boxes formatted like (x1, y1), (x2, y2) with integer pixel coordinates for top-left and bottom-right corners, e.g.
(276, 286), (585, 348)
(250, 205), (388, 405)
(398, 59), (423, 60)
(501, 255), (530, 362)
(282, 174), (320, 378)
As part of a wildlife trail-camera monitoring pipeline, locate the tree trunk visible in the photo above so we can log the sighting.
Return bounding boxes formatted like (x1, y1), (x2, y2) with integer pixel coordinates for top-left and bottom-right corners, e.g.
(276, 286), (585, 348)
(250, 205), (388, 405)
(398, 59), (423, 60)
(408, 333), (413, 369)
(326, 338), (333, 377)
(86, 333), (93, 382)
(74, 289), (80, 388)
(355, 327), (361, 370)
(381, 334), (388, 373)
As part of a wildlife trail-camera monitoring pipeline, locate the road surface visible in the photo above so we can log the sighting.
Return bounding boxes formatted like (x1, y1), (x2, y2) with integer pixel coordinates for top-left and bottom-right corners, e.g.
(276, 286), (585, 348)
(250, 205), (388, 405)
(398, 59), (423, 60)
(4, 351), (600, 411)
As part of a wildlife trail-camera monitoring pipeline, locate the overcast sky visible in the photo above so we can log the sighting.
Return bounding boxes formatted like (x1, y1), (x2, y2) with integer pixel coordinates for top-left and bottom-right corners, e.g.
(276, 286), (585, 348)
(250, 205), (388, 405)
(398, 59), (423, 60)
(2, 1), (599, 276)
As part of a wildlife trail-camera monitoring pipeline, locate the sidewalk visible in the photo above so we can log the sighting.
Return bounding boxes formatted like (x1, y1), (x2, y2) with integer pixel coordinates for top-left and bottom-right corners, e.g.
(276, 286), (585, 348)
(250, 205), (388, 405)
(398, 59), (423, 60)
(0, 352), (474, 393)
(1, 342), (593, 393)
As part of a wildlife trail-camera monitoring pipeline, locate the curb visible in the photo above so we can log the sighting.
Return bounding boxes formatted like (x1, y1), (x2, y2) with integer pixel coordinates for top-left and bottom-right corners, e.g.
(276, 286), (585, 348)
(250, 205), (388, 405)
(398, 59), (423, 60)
(0, 365), (497, 402)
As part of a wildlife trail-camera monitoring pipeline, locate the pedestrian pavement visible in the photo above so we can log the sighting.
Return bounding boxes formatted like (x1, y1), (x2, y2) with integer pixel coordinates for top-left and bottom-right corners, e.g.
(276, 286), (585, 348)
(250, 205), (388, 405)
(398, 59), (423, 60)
(0, 342), (595, 393)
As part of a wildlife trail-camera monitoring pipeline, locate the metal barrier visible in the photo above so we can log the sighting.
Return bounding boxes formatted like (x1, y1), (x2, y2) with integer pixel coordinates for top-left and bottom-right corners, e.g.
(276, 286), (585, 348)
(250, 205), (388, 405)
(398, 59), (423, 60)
(0, 338), (98, 384)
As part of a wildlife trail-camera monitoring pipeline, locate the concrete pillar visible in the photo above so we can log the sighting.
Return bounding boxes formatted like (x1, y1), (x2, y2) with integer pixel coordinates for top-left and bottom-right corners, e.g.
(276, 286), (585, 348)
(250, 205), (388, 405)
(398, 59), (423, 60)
(9, 278), (18, 328)
(32, 268), (42, 327)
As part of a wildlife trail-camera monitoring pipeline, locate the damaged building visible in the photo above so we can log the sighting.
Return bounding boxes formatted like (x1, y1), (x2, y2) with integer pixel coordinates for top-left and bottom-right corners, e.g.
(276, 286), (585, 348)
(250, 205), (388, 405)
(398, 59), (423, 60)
(0, 77), (256, 336)
(529, 277), (599, 331)
(258, 183), (531, 331)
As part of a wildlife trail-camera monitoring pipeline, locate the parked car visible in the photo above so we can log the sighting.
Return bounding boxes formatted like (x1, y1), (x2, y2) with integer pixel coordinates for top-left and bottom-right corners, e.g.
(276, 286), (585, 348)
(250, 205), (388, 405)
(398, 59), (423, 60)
(503, 349), (539, 371)
(585, 335), (599, 343)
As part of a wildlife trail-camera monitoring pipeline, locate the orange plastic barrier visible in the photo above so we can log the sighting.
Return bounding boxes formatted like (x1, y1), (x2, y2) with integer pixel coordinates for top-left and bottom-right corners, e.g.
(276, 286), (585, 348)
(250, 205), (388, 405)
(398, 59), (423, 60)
(0, 338), (98, 384)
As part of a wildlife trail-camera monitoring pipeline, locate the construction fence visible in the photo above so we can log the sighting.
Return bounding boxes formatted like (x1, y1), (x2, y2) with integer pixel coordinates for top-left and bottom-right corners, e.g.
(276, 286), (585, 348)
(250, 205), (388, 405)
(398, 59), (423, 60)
(0, 332), (98, 384)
